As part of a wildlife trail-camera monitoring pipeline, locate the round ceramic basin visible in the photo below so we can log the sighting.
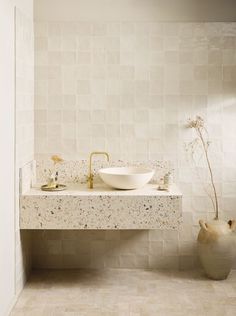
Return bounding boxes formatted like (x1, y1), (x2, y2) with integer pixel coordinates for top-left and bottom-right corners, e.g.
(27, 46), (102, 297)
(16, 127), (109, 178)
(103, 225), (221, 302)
(98, 167), (155, 190)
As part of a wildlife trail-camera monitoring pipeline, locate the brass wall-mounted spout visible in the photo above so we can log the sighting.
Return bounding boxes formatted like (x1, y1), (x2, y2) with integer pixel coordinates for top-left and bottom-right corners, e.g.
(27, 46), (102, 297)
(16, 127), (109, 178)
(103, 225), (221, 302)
(88, 151), (110, 189)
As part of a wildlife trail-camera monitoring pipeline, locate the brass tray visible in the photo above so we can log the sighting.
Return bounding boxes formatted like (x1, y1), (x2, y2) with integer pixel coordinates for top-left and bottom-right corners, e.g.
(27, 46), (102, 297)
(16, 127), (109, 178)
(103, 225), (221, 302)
(41, 184), (67, 192)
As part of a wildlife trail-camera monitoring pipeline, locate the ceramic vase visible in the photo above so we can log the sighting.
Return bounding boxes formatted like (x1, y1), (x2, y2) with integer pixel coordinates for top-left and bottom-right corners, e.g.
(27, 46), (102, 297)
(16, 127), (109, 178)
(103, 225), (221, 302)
(198, 219), (236, 280)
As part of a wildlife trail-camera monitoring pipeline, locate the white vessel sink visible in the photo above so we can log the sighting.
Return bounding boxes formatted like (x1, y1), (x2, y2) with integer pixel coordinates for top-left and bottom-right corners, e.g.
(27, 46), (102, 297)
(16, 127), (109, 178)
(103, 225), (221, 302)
(98, 167), (155, 190)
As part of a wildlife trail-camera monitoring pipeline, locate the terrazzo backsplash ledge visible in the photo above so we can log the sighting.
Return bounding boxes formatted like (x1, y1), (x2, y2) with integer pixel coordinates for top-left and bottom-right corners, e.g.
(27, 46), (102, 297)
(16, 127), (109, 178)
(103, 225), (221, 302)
(36, 159), (171, 184)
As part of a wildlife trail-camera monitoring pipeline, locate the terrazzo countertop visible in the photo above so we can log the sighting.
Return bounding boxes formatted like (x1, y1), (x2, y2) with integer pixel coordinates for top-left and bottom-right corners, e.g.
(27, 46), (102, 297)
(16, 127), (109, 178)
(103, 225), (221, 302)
(20, 184), (182, 230)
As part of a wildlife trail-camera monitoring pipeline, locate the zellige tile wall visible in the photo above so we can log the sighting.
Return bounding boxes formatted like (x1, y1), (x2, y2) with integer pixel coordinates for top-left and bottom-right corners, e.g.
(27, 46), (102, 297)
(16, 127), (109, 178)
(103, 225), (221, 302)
(34, 21), (236, 269)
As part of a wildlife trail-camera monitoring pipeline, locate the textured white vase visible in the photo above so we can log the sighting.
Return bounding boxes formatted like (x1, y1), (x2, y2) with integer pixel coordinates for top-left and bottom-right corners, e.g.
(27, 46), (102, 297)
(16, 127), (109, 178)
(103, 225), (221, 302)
(198, 219), (236, 280)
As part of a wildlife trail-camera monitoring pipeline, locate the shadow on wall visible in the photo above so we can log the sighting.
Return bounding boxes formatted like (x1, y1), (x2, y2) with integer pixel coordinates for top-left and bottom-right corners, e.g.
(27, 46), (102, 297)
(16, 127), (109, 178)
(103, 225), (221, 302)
(16, 231), (32, 292)
(31, 230), (199, 270)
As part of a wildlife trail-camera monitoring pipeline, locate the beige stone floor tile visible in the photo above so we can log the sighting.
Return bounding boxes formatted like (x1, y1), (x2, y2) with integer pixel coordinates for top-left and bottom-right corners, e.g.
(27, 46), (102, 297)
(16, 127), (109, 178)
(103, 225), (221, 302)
(11, 269), (236, 316)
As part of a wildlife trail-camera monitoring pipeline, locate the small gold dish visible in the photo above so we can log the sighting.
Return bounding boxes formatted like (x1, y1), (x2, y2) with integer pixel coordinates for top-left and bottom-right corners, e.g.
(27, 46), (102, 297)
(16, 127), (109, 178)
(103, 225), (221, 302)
(41, 184), (67, 192)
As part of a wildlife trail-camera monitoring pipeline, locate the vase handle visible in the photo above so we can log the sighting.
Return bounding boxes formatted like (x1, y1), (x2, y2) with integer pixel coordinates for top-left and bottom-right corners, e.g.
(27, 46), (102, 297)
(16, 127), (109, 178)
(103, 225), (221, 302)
(228, 220), (236, 231)
(199, 219), (208, 231)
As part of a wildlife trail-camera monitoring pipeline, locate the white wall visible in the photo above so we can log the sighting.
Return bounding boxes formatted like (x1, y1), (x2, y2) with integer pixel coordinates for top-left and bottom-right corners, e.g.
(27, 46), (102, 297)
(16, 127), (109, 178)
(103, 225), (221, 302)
(0, 0), (33, 315)
(0, 0), (15, 314)
(15, 7), (34, 294)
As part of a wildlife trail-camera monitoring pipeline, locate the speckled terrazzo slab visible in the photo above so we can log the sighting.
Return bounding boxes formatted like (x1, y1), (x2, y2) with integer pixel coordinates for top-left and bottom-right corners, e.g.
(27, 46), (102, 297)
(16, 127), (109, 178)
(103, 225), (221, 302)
(20, 184), (182, 230)
(36, 160), (172, 185)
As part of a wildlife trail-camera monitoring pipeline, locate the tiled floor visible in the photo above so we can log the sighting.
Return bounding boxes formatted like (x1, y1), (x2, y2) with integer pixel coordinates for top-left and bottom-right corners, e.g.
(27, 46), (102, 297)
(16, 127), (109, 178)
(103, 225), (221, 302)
(11, 269), (236, 316)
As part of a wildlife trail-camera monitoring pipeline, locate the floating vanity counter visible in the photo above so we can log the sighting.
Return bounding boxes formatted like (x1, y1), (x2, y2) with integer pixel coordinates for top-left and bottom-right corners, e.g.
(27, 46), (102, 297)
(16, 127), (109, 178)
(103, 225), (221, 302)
(20, 184), (182, 230)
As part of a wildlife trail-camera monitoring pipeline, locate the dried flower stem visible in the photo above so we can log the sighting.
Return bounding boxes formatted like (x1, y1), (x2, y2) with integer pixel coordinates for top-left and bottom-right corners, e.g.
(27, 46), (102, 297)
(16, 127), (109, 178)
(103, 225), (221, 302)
(187, 116), (219, 220)
(191, 154), (217, 217)
(195, 127), (219, 220)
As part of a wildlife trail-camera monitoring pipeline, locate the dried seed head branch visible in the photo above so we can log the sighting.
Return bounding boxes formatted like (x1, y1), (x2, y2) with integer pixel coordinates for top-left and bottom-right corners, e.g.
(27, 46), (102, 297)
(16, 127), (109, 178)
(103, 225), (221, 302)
(186, 116), (219, 220)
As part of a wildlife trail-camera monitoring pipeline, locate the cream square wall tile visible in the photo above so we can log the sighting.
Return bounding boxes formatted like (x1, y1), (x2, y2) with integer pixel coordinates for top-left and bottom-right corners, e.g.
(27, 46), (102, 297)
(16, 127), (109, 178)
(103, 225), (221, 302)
(34, 21), (236, 269)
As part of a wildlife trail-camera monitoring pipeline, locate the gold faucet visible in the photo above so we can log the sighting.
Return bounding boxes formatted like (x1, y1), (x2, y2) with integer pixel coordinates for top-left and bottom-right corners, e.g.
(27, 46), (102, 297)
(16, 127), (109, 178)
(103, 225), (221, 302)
(88, 151), (110, 189)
